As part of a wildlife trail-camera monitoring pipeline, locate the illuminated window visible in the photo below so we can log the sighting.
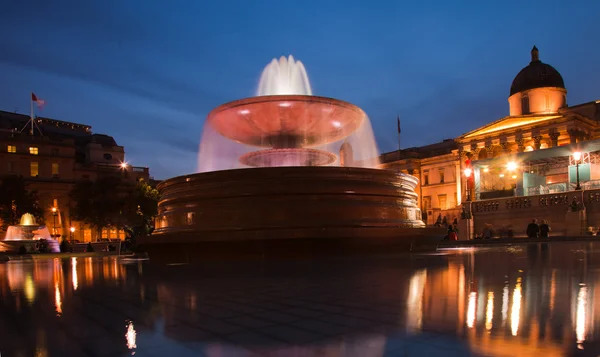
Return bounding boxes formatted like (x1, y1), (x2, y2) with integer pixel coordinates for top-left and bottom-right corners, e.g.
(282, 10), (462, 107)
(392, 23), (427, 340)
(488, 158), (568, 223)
(438, 194), (447, 210)
(439, 169), (445, 183)
(29, 147), (39, 155)
(521, 95), (530, 114)
(186, 212), (195, 225)
(7, 145), (16, 153)
(423, 196), (432, 209)
(30, 162), (39, 177)
(52, 163), (59, 177)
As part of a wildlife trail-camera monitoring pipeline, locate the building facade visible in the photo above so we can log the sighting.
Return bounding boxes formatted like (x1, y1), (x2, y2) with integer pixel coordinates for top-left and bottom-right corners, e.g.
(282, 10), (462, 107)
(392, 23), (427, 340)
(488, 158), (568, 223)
(0, 110), (151, 242)
(380, 46), (600, 227)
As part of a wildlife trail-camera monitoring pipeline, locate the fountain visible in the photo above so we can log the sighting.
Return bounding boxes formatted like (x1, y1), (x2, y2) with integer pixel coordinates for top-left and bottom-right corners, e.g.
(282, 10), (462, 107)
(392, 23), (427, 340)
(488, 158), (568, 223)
(2, 213), (60, 253)
(140, 56), (443, 262)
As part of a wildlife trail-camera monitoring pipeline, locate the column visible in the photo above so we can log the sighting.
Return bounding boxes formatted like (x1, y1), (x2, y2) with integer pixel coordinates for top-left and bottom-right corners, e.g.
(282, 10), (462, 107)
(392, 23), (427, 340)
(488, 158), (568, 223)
(568, 129), (578, 144)
(515, 137), (525, 153)
(548, 131), (560, 147)
(533, 135), (543, 150)
(500, 141), (511, 155)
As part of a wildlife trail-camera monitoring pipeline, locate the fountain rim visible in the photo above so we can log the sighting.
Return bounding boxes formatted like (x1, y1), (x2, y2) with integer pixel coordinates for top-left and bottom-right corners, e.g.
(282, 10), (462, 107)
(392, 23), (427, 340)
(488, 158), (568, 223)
(157, 167), (418, 191)
(206, 95), (366, 119)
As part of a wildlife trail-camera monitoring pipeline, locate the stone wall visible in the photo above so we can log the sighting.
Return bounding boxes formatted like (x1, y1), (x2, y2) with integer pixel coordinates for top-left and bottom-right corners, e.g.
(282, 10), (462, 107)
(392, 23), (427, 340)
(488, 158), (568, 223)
(467, 189), (600, 237)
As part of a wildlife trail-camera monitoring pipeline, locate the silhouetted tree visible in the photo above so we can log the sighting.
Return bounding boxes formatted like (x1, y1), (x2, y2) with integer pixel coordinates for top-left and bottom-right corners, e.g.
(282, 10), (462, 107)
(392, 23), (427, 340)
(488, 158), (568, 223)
(70, 176), (131, 240)
(122, 179), (160, 248)
(0, 175), (44, 230)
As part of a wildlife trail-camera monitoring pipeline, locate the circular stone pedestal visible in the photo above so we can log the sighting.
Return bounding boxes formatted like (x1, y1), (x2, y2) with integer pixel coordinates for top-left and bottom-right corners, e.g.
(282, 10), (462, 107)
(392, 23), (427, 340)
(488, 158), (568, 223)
(140, 167), (443, 262)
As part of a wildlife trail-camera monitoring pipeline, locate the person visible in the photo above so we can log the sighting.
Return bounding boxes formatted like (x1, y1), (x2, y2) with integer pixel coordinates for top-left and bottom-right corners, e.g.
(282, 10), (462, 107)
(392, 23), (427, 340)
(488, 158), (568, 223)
(435, 214), (443, 227)
(442, 216), (448, 227)
(526, 219), (540, 238)
(452, 218), (458, 226)
(482, 224), (493, 239)
(447, 225), (458, 241)
(539, 220), (551, 238)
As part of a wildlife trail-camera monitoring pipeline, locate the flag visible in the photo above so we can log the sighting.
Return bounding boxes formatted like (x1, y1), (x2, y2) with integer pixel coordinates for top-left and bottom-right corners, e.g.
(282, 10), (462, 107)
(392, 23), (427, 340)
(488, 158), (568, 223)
(31, 92), (45, 109)
(397, 115), (401, 134)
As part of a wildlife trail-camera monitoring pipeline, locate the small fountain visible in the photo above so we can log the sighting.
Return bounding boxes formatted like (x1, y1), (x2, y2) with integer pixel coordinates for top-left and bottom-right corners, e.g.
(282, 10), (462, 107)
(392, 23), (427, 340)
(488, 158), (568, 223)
(2, 213), (59, 253)
(141, 55), (443, 262)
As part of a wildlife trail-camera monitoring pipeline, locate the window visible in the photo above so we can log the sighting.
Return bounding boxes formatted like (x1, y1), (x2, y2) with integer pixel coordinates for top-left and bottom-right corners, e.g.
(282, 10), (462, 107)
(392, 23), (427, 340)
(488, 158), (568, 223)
(423, 196), (432, 209)
(52, 163), (59, 177)
(7, 161), (14, 172)
(51, 148), (59, 156)
(423, 171), (429, 185)
(439, 169), (445, 183)
(186, 212), (195, 225)
(521, 95), (530, 114)
(30, 162), (39, 177)
(438, 194), (447, 210)
(103, 153), (113, 160)
(7, 145), (16, 153)
(29, 147), (39, 155)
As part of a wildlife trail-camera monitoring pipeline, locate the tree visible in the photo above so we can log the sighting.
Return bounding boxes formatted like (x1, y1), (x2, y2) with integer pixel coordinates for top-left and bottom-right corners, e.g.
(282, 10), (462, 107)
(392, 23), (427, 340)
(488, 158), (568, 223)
(0, 175), (44, 231)
(70, 176), (130, 240)
(122, 179), (160, 246)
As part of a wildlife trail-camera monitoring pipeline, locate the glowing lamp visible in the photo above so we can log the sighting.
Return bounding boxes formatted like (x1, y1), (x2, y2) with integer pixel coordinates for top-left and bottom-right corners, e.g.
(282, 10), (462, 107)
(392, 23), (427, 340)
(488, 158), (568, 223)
(506, 162), (517, 171)
(120, 162), (128, 169)
(483, 167), (489, 173)
(70, 227), (75, 233)
(499, 173), (505, 178)
(512, 175), (517, 179)
(573, 151), (582, 162)
(464, 168), (472, 178)
(51, 207), (57, 213)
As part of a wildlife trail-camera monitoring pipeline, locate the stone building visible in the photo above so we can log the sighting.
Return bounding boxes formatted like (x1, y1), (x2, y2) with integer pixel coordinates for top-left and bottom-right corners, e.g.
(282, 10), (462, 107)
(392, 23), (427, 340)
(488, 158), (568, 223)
(381, 46), (600, 230)
(0, 110), (151, 242)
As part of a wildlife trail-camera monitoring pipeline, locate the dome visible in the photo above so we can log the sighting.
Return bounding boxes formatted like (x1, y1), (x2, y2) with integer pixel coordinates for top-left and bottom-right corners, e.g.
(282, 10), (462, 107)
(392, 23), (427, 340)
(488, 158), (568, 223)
(510, 46), (565, 96)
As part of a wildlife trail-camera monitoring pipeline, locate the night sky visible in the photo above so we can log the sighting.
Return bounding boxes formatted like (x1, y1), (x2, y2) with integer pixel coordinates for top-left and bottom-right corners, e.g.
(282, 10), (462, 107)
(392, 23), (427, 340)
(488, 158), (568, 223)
(1, 0), (599, 179)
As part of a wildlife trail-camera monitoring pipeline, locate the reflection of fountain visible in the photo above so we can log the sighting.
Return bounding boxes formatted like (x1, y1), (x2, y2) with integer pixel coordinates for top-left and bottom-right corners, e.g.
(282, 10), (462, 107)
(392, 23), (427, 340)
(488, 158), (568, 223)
(2, 213), (59, 253)
(142, 55), (442, 262)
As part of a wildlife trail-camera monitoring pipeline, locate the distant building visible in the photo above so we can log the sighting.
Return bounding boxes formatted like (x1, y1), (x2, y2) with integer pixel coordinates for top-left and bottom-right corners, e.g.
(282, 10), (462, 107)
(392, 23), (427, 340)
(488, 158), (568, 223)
(0, 110), (151, 242)
(381, 46), (600, 225)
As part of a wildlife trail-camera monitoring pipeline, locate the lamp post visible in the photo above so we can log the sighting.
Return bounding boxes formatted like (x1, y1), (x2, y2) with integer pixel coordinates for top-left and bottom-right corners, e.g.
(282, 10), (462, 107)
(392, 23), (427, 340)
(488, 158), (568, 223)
(573, 151), (582, 190)
(464, 167), (472, 202)
(51, 207), (57, 238)
(70, 226), (75, 243)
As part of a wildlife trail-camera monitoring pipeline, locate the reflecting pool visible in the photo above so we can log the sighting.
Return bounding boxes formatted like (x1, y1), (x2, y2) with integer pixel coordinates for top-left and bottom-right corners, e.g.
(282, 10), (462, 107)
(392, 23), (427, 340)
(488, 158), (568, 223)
(0, 242), (598, 356)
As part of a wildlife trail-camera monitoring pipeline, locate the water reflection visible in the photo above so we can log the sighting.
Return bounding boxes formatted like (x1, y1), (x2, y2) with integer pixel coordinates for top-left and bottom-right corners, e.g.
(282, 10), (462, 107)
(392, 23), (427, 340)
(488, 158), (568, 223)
(1, 243), (600, 356)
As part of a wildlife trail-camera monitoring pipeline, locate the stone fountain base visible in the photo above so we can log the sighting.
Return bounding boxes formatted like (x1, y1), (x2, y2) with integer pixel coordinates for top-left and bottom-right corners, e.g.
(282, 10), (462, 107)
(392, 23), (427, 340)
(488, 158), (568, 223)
(140, 167), (445, 263)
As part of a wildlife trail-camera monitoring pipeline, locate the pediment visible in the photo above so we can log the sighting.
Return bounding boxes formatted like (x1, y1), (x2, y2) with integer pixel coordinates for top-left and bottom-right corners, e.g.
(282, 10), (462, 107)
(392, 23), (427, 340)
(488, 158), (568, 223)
(460, 114), (561, 141)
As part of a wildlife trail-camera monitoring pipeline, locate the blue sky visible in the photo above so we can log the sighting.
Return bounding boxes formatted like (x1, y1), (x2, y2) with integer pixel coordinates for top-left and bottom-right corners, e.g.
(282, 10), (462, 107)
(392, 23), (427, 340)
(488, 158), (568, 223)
(1, 0), (599, 179)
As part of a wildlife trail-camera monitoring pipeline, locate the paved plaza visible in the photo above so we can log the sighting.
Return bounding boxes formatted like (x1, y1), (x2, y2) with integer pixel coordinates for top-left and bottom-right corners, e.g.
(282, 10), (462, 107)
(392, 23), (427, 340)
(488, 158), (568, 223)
(1, 242), (598, 356)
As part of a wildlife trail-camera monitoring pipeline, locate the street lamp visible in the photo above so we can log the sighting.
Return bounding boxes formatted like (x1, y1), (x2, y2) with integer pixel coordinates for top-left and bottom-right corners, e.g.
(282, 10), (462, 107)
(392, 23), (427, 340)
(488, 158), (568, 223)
(573, 151), (582, 190)
(464, 168), (472, 201)
(51, 207), (57, 238)
(70, 226), (75, 243)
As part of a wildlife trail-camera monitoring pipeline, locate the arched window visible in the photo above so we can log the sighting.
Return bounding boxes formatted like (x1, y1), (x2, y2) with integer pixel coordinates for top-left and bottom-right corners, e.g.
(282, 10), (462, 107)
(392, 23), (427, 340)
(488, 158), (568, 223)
(521, 94), (530, 114)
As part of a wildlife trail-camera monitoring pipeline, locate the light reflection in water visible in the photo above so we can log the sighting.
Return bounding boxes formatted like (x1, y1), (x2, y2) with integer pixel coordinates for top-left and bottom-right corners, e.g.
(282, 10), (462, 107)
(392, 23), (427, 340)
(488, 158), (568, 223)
(485, 291), (494, 331)
(576, 285), (587, 348)
(467, 292), (477, 328)
(502, 283), (509, 326)
(54, 282), (62, 316)
(511, 277), (522, 336)
(406, 269), (427, 332)
(126, 321), (137, 352)
(71, 257), (78, 291)
(24, 273), (35, 304)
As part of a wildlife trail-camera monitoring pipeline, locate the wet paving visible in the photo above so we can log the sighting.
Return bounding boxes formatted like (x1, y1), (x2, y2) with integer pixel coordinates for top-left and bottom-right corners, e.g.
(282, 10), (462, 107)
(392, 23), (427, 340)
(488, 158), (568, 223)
(0, 241), (599, 356)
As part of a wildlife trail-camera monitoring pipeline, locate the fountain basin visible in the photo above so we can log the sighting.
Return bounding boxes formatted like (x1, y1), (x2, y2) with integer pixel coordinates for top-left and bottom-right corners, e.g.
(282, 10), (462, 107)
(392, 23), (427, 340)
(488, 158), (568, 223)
(207, 95), (366, 148)
(141, 167), (443, 262)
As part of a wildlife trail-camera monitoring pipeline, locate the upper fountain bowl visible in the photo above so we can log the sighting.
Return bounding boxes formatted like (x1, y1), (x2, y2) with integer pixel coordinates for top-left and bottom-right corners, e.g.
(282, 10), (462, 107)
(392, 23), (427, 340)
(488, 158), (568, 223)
(206, 95), (367, 148)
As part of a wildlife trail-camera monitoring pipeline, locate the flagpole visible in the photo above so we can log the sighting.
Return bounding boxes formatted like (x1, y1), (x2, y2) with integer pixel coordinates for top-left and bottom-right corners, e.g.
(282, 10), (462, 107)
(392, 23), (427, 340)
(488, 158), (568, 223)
(397, 115), (401, 152)
(30, 93), (34, 136)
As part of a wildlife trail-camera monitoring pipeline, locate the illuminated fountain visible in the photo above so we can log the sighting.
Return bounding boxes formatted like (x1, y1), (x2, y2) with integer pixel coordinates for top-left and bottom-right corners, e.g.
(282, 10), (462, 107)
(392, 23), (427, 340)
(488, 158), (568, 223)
(141, 55), (442, 262)
(2, 213), (59, 253)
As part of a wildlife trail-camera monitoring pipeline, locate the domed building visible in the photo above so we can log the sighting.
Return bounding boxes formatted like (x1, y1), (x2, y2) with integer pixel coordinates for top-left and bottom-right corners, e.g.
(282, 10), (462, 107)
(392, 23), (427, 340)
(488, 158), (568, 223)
(381, 46), (600, 235)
